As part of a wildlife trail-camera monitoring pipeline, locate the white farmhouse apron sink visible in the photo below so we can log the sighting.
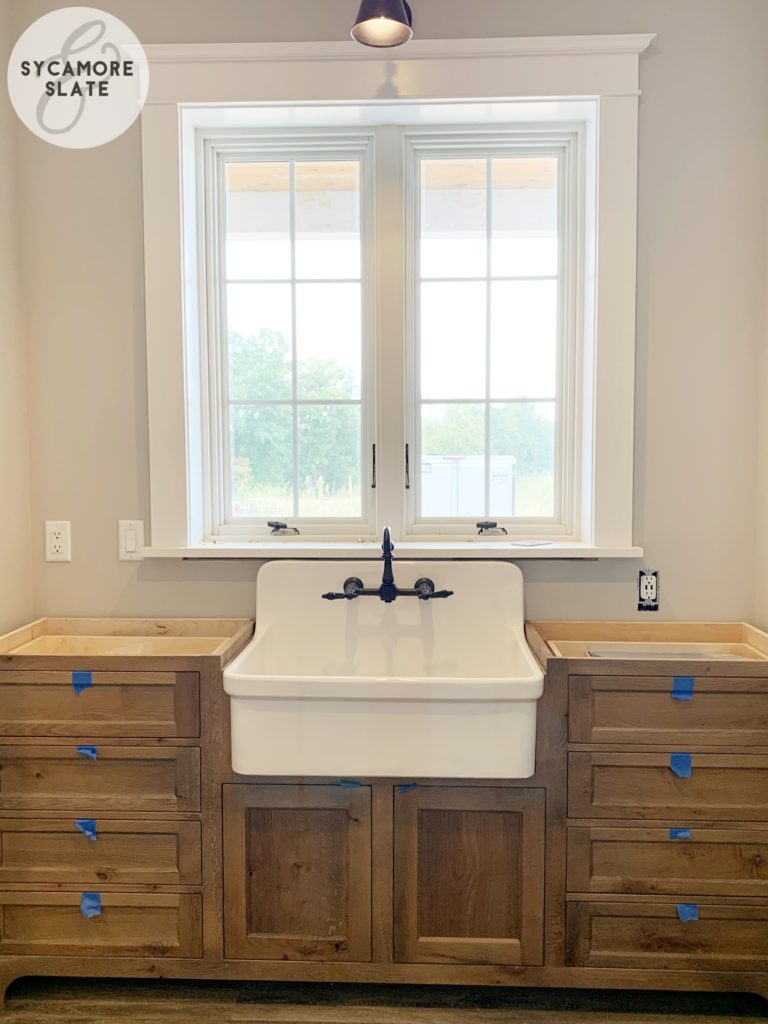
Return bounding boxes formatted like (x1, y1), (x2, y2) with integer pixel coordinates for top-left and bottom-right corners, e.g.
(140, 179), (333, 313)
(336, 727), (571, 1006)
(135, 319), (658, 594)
(224, 560), (544, 779)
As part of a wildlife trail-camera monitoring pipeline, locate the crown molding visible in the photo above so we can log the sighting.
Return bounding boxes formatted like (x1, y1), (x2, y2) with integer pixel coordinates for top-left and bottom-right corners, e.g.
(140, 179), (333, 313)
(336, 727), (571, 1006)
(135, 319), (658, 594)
(143, 35), (656, 66)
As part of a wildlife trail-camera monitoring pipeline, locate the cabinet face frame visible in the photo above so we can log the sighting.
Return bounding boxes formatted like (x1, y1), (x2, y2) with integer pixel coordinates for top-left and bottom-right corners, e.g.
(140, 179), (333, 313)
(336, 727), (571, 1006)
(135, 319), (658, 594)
(222, 784), (372, 962)
(393, 785), (545, 966)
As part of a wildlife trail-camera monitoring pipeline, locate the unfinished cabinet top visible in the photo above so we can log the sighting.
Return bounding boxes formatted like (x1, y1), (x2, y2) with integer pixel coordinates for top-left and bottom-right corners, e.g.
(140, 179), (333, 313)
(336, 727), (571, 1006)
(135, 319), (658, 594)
(0, 617), (254, 667)
(526, 621), (768, 665)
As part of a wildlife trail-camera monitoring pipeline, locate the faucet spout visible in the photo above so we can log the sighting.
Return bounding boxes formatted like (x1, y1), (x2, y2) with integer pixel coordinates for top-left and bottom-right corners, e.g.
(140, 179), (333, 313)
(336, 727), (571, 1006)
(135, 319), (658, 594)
(381, 526), (395, 587)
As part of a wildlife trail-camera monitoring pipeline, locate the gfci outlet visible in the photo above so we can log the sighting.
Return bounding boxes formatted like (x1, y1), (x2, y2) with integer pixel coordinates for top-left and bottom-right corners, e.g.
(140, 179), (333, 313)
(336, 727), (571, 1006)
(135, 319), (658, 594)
(638, 569), (659, 612)
(45, 521), (71, 562)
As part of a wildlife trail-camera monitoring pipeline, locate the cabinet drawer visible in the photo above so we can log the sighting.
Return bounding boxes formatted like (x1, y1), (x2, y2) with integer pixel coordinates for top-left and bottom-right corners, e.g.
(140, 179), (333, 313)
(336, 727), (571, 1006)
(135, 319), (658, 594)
(0, 892), (202, 957)
(567, 900), (768, 971)
(0, 819), (201, 885)
(0, 672), (199, 738)
(568, 752), (768, 821)
(568, 826), (768, 897)
(569, 675), (768, 745)
(0, 746), (200, 812)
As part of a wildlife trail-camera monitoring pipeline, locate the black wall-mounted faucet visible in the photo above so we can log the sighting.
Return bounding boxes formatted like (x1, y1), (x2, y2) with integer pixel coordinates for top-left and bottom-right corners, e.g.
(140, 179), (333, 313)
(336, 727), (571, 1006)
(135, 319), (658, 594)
(322, 527), (454, 604)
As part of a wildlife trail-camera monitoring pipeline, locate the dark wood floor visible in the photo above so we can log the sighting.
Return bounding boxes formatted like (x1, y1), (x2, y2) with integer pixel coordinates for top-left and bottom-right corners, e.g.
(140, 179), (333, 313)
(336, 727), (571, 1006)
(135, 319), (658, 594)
(2, 981), (767, 1023)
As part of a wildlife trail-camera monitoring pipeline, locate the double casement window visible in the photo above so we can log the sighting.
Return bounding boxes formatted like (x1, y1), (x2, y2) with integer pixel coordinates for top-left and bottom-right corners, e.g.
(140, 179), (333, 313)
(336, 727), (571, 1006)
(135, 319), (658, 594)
(200, 124), (579, 541)
(141, 37), (649, 556)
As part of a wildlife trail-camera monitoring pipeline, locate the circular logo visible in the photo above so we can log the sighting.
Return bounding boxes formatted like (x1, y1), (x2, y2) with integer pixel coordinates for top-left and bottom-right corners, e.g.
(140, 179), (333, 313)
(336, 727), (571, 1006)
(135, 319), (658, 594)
(7, 7), (149, 149)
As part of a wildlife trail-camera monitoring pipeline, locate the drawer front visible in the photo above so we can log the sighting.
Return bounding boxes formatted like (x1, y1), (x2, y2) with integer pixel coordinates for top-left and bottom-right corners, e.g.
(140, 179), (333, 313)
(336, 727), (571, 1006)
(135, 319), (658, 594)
(0, 746), (200, 812)
(0, 672), (199, 738)
(569, 675), (768, 746)
(567, 900), (768, 971)
(568, 752), (768, 821)
(0, 819), (201, 885)
(568, 826), (768, 897)
(0, 892), (202, 957)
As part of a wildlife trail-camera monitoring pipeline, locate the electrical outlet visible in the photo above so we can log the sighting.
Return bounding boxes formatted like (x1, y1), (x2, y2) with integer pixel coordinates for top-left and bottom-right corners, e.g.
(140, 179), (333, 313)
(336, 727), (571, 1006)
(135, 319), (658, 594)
(45, 521), (71, 562)
(118, 520), (144, 561)
(638, 569), (659, 612)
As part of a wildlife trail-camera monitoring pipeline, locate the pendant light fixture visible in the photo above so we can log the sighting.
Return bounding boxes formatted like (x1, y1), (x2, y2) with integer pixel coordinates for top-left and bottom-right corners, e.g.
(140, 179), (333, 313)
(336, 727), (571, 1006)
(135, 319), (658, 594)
(351, 0), (413, 48)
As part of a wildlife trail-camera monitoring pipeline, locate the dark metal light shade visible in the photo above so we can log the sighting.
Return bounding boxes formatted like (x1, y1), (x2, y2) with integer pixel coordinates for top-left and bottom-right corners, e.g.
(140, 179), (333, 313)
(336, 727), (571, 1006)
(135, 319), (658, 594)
(351, 0), (413, 47)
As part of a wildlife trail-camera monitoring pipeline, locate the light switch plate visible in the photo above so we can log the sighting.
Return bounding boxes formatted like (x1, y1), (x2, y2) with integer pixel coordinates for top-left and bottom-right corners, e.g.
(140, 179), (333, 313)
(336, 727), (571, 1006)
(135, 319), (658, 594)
(118, 520), (144, 561)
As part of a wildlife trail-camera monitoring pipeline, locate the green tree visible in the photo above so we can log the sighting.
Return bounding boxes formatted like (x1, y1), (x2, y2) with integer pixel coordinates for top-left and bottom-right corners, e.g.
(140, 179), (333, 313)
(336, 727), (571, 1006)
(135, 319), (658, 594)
(422, 403), (553, 476)
(228, 329), (360, 502)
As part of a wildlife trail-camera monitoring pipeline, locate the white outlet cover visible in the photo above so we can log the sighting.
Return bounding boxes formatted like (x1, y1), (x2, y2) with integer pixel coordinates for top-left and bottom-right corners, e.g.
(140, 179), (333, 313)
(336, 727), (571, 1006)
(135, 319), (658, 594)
(45, 520), (71, 562)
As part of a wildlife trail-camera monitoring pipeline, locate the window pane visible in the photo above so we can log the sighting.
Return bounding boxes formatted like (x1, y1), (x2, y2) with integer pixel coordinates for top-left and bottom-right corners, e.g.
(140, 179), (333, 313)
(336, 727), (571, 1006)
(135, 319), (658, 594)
(420, 404), (485, 517)
(296, 283), (361, 399)
(421, 282), (486, 400)
(295, 162), (361, 280)
(230, 405), (293, 518)
(490, 280), (557, 399)
(491, 157), (558, 278)
(226, 162), (291, 280)
(420, 159), (486, 279)
(490, 402), (555, 517)
(227, 284), (292, 400)
(299, 405), (361, 518)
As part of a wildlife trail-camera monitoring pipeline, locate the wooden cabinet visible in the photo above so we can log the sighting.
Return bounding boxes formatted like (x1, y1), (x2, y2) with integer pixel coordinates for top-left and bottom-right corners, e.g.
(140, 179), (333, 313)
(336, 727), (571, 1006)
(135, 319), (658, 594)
(0, 671), (200, 738)
(0, 745), (201, 812)
(0, 892), (202, 958)
(568, 751), (768, 821)
(567, 826), (768, 897)
(223, 784), (372, 962)
(222, 783), (546, 968)
(569, 675), (768, 746)
(0, 819), (202, 886)
(393, 786), (545, 966)
(567, 900), (768, 972)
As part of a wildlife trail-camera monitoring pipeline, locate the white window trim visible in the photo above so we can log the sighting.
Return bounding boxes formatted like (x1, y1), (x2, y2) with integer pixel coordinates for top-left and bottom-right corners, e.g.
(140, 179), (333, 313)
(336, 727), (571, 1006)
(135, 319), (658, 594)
(141, 35), (653, 559)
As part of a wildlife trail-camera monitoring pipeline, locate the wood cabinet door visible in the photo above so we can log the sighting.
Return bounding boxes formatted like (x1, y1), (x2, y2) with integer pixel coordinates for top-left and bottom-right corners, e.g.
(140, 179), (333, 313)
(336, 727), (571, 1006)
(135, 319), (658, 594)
(393, 786), (545, 966)
(223, 784), (372, 962)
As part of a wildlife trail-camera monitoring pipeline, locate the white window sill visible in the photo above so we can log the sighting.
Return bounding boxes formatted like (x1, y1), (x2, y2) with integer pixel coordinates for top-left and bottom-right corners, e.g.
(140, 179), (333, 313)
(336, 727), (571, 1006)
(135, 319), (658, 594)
(142, 541), (643, 560)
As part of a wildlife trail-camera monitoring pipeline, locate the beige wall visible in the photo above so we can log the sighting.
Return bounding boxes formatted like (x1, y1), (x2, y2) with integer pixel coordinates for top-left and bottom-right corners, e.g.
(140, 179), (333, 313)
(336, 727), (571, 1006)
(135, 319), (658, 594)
(0, 3), (33, 633)
(8, 0), (768, 623)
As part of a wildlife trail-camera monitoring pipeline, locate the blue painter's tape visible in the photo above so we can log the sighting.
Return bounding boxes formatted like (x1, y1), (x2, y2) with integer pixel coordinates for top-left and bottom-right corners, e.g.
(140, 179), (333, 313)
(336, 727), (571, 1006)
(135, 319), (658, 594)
(75, 819), (97, 842)
(339, 779), (362, 788)
(76, 745), (97, 760)
(72, 671), (93, 696)
(672, 675), (695, 701)
(670, 752), (692, 778)
(399, 783), (420, 793)
(669, 828), (691, 840)
(677, 903), (699, 923)
(81, 892), (101, 919)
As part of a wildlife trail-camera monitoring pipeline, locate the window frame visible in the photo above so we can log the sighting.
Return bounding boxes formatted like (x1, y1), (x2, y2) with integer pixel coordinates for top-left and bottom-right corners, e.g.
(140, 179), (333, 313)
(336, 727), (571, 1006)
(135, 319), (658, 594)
(402, 127), (583, 538)
(200, 129), (377, 539)
(140, 36), (652, 558)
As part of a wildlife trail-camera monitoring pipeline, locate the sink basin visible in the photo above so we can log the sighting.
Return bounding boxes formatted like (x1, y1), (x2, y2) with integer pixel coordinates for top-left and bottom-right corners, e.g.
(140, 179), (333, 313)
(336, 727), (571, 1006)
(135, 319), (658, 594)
(224, 560), (544, 779)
